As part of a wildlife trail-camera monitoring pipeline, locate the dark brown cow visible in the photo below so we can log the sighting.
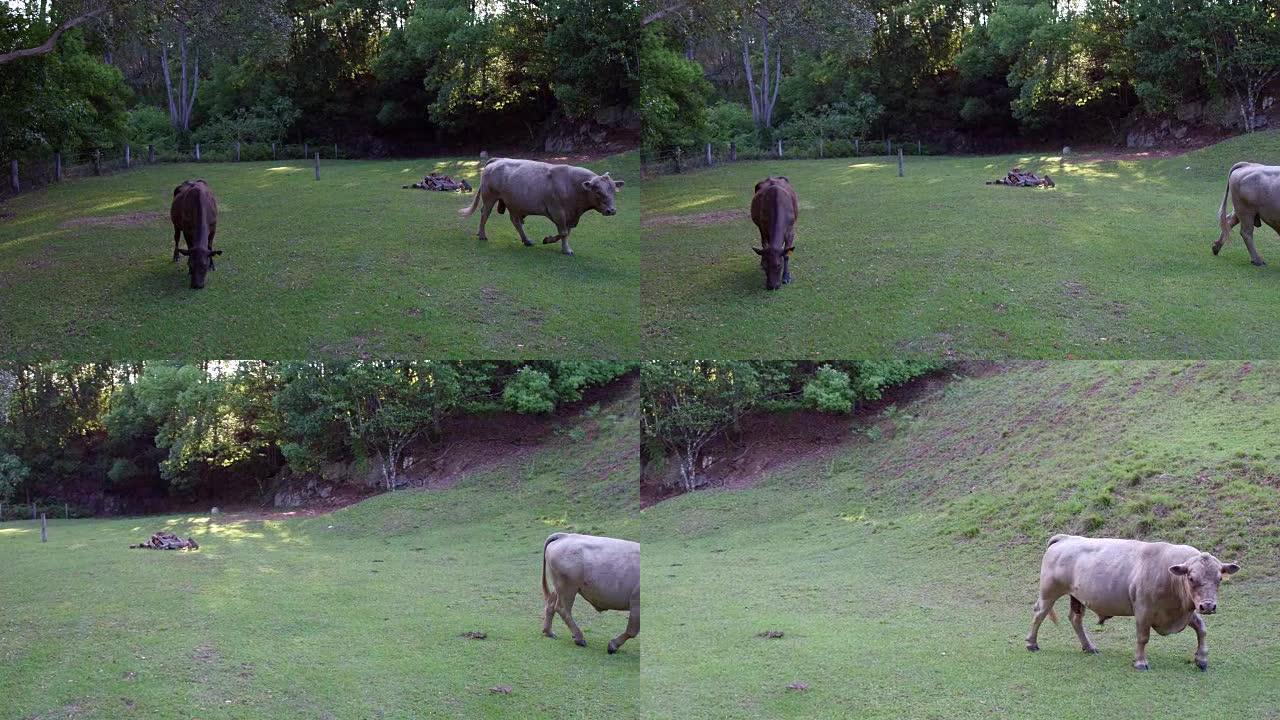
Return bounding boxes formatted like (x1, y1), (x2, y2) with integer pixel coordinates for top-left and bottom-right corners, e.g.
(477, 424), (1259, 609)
(1026, 534), (1239, 671)
(750, 176), (798, 290)
(169, 179), (221, 289)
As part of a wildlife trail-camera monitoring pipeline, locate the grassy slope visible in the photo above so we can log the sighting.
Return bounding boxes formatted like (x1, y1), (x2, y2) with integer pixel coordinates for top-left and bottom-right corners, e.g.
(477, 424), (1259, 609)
(640, 132), (1280, 358)
(0, 389), (639, 720)
(639, 362), (1280, 719)
(0, 154), (639, 360)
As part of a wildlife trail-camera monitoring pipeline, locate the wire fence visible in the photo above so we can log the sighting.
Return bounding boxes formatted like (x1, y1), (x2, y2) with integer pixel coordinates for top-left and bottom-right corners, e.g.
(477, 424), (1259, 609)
(640, 137), (936, 177)
(1, 141), (351, 201)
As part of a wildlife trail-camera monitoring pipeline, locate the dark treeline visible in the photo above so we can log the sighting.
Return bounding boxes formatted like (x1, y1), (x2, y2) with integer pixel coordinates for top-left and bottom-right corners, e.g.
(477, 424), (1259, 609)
(0, 0), (639, 163)
(0, 361), (632, 517)
(639, 360), (939, 491)
(641, 0), (1280, 155)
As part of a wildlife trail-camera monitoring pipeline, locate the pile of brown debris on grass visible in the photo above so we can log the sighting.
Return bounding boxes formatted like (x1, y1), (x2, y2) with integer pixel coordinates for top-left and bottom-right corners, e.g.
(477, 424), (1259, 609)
(130, 531), (199, 550)
(986, 168), (1055, 188)
(403, 173), (473, 192)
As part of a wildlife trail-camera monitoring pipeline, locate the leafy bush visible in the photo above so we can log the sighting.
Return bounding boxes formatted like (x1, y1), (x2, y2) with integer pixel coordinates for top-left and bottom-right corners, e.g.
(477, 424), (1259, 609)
(706, 102), (754, 143)
(127, 106), (178, 148)
(194, 98), (301, 145)
(803, 365), (855, 413)
(504, 367), (558, 414)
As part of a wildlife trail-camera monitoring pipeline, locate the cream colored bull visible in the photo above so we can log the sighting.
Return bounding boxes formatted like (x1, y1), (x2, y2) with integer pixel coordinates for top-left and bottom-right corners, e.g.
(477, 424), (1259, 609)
(1026, 534), (1238, 671)
(1213, 161), (1280, 266)
(541, 532), (639, 654)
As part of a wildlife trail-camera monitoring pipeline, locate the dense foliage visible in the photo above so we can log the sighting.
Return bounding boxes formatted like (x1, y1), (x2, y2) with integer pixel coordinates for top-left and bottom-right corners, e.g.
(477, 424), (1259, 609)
(1, 0), (639, 162)
(0, 361), (632, 516)
(640, 360), (940, 489)
(642, 0), (1280, 154)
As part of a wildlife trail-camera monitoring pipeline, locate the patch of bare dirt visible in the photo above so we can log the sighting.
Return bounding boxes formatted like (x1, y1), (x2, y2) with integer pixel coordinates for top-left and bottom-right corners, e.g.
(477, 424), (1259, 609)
(25, 701), (86, 719)
(641, 209), (742, 229)
(59, 211), (165, 229)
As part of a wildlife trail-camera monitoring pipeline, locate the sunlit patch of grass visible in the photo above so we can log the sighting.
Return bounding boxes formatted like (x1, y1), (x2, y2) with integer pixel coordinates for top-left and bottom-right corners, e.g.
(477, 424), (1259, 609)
(640, 133), (1280, 358)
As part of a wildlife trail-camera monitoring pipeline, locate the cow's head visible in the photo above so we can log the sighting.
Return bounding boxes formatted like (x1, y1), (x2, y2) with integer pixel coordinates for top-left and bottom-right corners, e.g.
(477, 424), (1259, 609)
(583, 172), (624, 216)
(754, 176), (790, 193)
(1170, 553), (1239, 615)
(753, 245), (792, 290)
(177, 246), (222, 289)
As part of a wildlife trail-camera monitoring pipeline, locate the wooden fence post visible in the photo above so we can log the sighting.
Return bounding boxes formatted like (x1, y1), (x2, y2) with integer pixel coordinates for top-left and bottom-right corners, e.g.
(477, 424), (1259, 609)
(9, 160), (17, 194)
(314, 152), (320, 181)
(195, 144), (201, 161)
(303, 142), (308, 159)
(729, 141), (737, 161)
(818, 137), (824, 158)
(855, 138), (860, 154)
(898, 148), (904, 177)
(706, 143), (713, 166)
(235, 141), (241, 162)
(271, 142), (277, 159)
(887, 139), (892, 156)
(125, 143), (131, 168)
(40, 513), (47, 542)
(1, 501), (5, 520)
(334, 143), (338, 159)
(148, 144), (155, 163)
(55, 152), (62, 181)
(93, 150), (102, 176)
(917, 140), (922, 155)
(64, 503), (69, 519)
(31, 502), (36, 520)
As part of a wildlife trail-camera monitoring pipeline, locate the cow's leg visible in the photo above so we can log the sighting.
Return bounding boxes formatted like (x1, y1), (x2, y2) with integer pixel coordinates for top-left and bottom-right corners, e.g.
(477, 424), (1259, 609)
(1068, 596), (1099, 654)
(542, 590), (558, 639)
(1134, 616), (1152, 670)
(509, 213), (535, 247)
(1026, 588), (1063, 651)
(554, 590), (586, 647)
(1240, 212), (1267, 266)
(208, 225), (217, 271)
(172, 228), (182, 261)
(1190, 613), (1209, 671)
(477, 196), (497, 241)
(559, 227), (574, 256)
(608, 598), (639, 654)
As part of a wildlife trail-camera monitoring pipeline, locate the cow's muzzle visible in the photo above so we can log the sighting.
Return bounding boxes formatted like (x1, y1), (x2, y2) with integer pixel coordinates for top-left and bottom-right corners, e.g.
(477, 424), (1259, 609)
(1198, 602), (1217, 614)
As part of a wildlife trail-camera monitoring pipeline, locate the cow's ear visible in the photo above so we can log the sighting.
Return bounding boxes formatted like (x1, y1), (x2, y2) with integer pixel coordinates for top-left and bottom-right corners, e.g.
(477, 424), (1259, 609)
(778, 176), (789, 183)
(1169, 564), (1190, 576)
(613, 179), (625, 189)
(753, 247), (765, 256)
(582, 180), (594, 192)
(1221, 563), (1240, 575)
(754, 181), (765, 192)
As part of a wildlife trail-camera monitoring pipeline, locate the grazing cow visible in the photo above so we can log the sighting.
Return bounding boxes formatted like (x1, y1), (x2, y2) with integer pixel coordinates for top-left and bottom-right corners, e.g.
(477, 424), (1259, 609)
(541, 532), (639, 654)
(750, 176), (798, 290)
(169, 180), (221, 289)
(1213, 161), (1280, 266)
(1026, 534), (1239, 671)
(458, 158), (624, 256)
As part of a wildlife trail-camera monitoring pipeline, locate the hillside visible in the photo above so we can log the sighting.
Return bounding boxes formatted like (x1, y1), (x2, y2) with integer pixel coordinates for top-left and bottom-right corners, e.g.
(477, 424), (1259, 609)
(639, 361), (1280, 719)
(0, 381), (639, 720)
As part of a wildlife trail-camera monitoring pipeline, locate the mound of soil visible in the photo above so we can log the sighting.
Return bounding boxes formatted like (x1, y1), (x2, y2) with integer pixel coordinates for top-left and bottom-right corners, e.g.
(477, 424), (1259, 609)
(130, 531), (199, 550)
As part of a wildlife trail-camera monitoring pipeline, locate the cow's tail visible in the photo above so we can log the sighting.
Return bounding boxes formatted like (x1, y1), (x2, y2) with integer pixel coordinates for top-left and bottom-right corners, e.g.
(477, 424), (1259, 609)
(459, 187), (482, 218)
(1033, 597), (1060, 625)
(542, 532), (568, 600)
(1219, 174), (1233, 224)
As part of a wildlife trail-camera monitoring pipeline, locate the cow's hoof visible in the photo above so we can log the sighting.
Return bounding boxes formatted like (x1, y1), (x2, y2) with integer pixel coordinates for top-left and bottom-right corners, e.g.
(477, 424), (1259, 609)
(1083, 647), (1100, 655)
(1026, 642), (1039, 652)
(607, 642), (618, 654)
(562, 249), (574, 256)
(1134, 662), (1150, 671)
(544, 632), (556, 639)
(1196, 659), (1208, 671)
(574, 638), (587, 648)
(542, 236), (557, 244)
(522, 239), (534, 247)
(1253, 259), (1268, 266)
(477, 234), (487, 242)
(782, 276), (792, 285)
(1212, 243), (1222, 255)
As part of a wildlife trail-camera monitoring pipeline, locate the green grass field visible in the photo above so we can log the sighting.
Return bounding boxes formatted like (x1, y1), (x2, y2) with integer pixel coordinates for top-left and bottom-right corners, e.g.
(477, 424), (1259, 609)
(640, 133), (1280, 359)
(0, 392), (640, 719)
(0, 154), (639, 360)
(638, 362), (1280, 719)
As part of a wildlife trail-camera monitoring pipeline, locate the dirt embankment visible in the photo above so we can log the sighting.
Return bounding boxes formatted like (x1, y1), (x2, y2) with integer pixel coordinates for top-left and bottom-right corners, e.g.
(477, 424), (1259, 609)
(640, 363), (1000, 507)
